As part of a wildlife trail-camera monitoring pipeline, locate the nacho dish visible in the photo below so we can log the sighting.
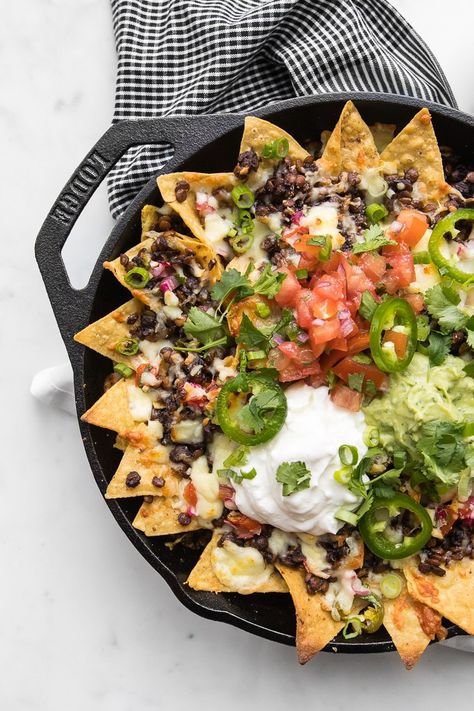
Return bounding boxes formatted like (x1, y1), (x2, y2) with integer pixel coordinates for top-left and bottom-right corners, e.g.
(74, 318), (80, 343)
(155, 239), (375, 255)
(75, 102), (474, 669)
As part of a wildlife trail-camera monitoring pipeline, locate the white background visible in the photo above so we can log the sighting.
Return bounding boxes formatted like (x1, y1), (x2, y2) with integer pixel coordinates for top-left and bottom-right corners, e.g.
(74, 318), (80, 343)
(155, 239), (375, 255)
(2, 1), (473, 708)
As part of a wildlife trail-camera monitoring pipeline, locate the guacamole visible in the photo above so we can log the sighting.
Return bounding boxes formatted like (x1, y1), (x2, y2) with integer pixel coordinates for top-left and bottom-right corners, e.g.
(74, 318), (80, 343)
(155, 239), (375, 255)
(364, 353), (474, 484)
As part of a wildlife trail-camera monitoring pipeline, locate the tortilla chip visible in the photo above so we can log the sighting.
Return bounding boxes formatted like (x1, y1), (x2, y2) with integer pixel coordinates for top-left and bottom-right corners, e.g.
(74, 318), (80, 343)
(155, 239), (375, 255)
(157, 172), (236, 246)
(141, 204), (161, 239)
(239, 116), (308, 163)
(405, 557), (474, 634)
(74, 299), (142, 367)
(380, 108), (451, 204)
(370, 122), (396, 153)
(105, 445), (179, 499)
(276, 564), (343, 663)
(383, 583), (431, 670)
(318, 101), (380, 176)
(104, 232), (220, 307)
(133, 496), (203, 536)
(187, 532), (287, 594)
(81, 379), (152, 448)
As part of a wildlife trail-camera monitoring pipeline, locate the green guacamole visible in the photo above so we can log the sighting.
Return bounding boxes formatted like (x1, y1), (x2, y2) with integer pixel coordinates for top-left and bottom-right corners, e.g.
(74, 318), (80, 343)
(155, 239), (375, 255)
(363, 353), (474, 484)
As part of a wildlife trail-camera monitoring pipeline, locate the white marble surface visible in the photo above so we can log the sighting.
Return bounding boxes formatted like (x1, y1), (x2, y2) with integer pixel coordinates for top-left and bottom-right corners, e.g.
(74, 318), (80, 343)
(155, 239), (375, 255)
(3, 1), (474, 708)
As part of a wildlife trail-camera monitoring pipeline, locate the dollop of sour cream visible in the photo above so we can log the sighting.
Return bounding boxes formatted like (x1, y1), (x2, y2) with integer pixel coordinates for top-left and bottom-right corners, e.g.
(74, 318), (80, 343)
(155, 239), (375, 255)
(233, 383), (367, 536)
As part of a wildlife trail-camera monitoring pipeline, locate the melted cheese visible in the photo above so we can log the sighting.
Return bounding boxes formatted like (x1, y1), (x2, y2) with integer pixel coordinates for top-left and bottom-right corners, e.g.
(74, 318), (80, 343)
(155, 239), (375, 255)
(127, 385), (155, 422)
(301, 204), (344, 249)
(171, 419), (204, 444)
(137, 339), (172, 365)
(204, 212), (233, 256)
(147, 419), (164, 442)
(190, 456), (223, 520)
(211, 539), (273, 591)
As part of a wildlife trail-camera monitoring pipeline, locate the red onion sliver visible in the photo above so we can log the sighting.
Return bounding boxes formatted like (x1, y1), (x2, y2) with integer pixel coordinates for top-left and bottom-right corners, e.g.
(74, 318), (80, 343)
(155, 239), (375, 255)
(159, 275), (178, 292)
(297, 332), (309, 343)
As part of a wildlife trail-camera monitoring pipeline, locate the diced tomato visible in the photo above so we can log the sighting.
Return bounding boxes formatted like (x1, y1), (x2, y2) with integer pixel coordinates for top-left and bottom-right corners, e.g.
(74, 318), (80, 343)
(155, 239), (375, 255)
(309, 318), (341, 347)
(296, 289), (317, 328)
(330, 337), (348, 351)
(320, 250), (342, 273)
(330, 384), (363, 412)
(403, 292), (425, 314)
(382, 242), (416, 293)
(332, 357), (389, 391)
(272, 344), (321, 381)
(290, 229), (322, 258)
(308, 371), (326, 388)
(383, 330), (408, 359)
(390, 209), (428, 248)
(312, 273), (346, 301)
(358, 252), (387, 282)
(225, 512), (262, 539)
(346, 265), (376, 299)
(134, 363), (149, 386)
(218, 484), (235, 502)
(319, 349), (348, 377)
(183, 481), (198, 508)
(274, 269), (302, 308)
(347, 332), (370, 355)
(311, 297), (340, 320)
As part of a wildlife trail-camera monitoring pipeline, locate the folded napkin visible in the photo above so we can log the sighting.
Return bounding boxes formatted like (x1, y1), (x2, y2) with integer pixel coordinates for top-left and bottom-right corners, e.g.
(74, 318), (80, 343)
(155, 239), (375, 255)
(33, 0), (472, 652)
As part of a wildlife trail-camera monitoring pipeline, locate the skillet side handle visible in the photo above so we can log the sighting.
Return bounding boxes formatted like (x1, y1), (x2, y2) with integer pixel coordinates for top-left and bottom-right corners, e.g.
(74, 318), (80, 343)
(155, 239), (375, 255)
(34, 120), (181, 340)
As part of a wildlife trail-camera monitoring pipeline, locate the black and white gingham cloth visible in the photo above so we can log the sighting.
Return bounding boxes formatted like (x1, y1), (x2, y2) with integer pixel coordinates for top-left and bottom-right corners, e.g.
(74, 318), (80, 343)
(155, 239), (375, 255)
(107, 0), (456, 219)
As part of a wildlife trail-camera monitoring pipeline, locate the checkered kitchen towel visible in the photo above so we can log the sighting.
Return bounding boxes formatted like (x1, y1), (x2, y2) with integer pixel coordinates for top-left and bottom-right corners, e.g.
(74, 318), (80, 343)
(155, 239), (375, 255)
(107, 0), (456, 219)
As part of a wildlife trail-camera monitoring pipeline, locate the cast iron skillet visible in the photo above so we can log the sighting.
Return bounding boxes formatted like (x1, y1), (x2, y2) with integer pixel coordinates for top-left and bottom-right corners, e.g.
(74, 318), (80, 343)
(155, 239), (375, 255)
(36, 92), (473, 654)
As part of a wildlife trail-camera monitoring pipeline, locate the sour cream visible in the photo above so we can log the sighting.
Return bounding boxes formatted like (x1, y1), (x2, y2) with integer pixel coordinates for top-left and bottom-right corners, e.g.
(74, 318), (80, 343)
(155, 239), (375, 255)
(233, 383), (366, 536)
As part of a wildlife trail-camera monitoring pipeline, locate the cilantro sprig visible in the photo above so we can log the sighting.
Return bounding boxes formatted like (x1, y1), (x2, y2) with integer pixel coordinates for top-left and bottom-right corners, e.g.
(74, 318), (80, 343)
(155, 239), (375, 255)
(352, 225), (396, 254)
(276, 461), (312, 496)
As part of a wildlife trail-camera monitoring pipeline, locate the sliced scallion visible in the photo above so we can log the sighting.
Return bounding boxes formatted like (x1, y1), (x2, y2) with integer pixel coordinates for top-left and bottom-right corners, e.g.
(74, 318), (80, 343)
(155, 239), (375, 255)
(231, 184), (255, 209)
(113, 363), (134, 378)
(339, 444), (358, 466)
(379, 572), (403, 600)
(124, 266), (150, 289)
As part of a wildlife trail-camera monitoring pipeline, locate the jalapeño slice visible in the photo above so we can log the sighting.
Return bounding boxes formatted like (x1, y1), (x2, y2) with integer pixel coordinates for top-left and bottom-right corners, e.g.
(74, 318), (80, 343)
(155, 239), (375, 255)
(216, 373), (287, 445)
(358, 493), (433, 560)
(369, 298), (417, 373)
(429, 208), (474, 284)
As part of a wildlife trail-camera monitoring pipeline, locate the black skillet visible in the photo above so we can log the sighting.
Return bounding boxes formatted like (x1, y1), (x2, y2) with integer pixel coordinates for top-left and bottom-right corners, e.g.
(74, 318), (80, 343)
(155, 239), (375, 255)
(36, 92), (473, 654)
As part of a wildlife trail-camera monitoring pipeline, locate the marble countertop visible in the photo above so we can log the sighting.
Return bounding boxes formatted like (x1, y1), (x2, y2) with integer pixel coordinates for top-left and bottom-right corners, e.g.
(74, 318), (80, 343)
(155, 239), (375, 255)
(3, 1), (474, 708)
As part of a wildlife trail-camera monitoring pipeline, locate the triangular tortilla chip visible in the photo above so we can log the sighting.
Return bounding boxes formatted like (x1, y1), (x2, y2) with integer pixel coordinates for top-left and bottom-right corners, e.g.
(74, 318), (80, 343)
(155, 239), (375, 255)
(81, 379), (152, 447)
(383, 583), (431, 670)
(157, 171), (237, 249)
(276, 564), (343, 663)
(380, 108), (451, 204)
(74, 299), (142, 367)
(187, 532), (287, 594)
(318, 101), (380, 176)
(405, 558), (474, 634)
(104, 232), (221, 308)
(133, 496), (203, 536)
(239, 116), (308, 162)
(105, 444), (179, 499)
(141, 204), (161, 239)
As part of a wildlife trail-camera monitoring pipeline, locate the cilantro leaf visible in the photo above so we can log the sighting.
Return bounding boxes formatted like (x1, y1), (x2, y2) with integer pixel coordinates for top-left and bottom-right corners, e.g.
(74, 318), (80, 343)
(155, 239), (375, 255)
(418, 420), (466, 484)
(237, 389), (282, 434)
(210, 268), (253, 304)
(348, 372), (364, 392)
(276, 461), (312, 496)
(359, 290), (378, 321)
(426, 331), (450, 366)
(416, 314), (431, 341)
(352, 225), (396, 254)
(218, 467), (257, 485)
(424, 284), (469, 333)
(252, 264), (286, 298)
(236, 314), (272, 352)
(183, 307), (227, 346)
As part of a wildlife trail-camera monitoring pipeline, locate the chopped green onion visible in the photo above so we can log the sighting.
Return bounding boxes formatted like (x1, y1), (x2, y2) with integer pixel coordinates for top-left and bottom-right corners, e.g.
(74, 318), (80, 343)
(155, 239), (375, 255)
(231, 184), (255, 209)
(227, 227), (238, 238)
(413, 251), (431, 265)
(392, 449), (407, 469)
(296, 268), (308, 280)
(463, 422), (474, 437)
(334, 466), (352, 485)
(256, 302), (271, 319)
(342, 616), (363, 639)
(115, 337), (140, 356)
(339, 444), (358, 466)
(230, 231), (254, 254)
(353, 353), (372, 365)
(124, 267), (150, 289)
(238, 209), (254, 232)
(335, 507), (358, 526)
(365, 203), (388, 224)
(113, 363), (134, 378)
(458, 468), (472, 501)
(247, 349), (266, 361)
(364, 428), (380, 448)
(379, 572), (403, 600)
(262, 137), (289, 159)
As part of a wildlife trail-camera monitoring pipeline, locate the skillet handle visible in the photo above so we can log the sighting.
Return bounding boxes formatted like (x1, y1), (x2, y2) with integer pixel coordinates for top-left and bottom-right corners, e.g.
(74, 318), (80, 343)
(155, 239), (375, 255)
(35, 116), (241, 342)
